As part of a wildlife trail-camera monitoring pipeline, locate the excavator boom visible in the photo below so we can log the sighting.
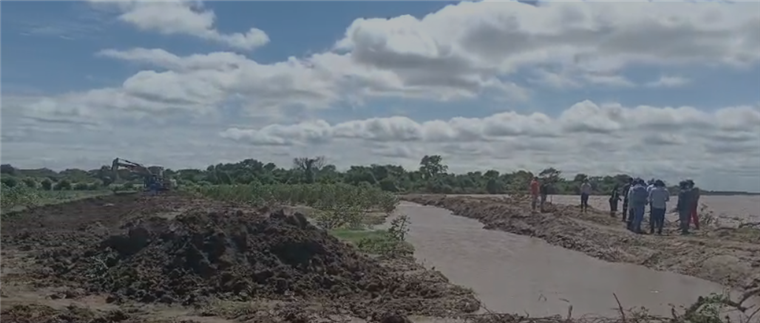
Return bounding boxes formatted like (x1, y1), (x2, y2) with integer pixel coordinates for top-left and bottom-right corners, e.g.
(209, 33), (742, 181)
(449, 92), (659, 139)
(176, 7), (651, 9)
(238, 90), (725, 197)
(111, 158), (172, 191)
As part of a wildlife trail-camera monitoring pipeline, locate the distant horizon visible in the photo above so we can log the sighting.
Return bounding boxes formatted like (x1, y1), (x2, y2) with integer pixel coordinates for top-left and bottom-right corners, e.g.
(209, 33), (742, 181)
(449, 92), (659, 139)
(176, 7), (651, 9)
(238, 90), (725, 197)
(3, 160), (759, 194)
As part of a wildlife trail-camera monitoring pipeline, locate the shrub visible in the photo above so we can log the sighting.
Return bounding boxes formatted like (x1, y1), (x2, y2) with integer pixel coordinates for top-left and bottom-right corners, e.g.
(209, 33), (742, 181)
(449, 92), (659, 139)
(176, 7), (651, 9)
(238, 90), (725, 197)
(21, 178), (37, 189)
(40, 179), (53, 191)
(54, 180), (72, 191)
(1, 177), (18, 188)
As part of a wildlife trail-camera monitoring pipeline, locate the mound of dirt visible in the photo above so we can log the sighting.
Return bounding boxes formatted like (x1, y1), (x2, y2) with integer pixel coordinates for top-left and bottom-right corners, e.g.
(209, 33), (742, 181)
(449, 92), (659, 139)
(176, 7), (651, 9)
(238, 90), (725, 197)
(1, 193), (206, 249)
(0, 304), (136, 323)
(56, 208), (478, 318)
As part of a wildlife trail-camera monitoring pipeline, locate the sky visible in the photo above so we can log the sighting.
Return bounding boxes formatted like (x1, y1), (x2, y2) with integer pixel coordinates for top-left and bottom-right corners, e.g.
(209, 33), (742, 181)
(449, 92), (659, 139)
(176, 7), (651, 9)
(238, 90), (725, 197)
(1, 0), (760, 191)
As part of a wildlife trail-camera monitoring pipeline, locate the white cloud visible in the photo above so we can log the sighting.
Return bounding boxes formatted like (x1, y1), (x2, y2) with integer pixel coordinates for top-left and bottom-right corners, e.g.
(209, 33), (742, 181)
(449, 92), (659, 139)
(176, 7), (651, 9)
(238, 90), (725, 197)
(14, 1), (759, 123)
(335, 1), (760, 86)
(91, 0), (269, 50)
(218, 100), (760, 190)
(221, 100), (760, 147)
(4, 1), (760, 191)
(646, 75), (691, 88)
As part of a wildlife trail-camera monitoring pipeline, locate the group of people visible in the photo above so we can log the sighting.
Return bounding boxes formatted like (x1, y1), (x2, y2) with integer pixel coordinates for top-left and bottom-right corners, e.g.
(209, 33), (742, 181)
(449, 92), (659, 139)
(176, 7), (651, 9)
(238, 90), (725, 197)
(610, 178), (701, 235)
(528, 176), (701, 235)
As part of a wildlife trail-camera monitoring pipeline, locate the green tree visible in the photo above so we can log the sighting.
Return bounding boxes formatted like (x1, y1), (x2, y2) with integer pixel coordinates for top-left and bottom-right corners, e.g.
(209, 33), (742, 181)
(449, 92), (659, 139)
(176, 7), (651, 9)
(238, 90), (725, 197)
(419, 155), (448, 180)
(0, 164), (16, 175)
(293, 156), (325, 184)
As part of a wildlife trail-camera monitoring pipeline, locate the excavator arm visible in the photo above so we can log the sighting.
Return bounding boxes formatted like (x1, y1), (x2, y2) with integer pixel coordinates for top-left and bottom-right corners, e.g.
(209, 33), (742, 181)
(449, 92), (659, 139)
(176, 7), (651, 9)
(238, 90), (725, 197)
(111, 158), (172, 191)
(112, 158), (153, 180)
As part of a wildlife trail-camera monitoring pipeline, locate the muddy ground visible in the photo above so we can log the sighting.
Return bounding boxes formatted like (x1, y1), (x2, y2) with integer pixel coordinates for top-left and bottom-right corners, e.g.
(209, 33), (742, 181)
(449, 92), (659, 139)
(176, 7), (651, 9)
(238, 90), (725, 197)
(402, 195), (760, 294)
(1, 192), (479, 323)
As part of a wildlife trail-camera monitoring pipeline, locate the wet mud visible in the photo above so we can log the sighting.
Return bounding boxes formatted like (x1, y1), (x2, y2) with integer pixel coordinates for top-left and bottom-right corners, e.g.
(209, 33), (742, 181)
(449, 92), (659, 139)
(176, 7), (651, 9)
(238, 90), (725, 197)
(1, 193), (478, 323)
(401, 195), (760, 292)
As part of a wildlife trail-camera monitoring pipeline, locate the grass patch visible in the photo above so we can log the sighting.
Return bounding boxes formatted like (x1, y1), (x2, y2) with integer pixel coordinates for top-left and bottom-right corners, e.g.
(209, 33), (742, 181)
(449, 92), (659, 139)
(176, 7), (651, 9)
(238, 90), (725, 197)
(2, 190), (113, 216)
(330, 228), (413, 256)
(330, 228), (389, 243)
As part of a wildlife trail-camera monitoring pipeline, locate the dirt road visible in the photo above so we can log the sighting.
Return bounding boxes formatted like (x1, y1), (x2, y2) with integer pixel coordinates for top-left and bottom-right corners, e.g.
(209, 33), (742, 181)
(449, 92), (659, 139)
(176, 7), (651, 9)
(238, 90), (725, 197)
(1, 192), (478, 323)
(401, 195), (760, 295)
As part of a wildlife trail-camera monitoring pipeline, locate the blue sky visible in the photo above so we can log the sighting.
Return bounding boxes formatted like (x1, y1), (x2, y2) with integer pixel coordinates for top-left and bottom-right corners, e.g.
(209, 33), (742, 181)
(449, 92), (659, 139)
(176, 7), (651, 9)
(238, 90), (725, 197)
(2, 1), (760, 191)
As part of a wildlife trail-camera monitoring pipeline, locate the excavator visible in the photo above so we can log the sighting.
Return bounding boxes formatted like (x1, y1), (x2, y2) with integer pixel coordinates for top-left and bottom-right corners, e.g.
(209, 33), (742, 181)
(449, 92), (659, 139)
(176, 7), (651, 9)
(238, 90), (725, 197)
(111, 158), (174, 191)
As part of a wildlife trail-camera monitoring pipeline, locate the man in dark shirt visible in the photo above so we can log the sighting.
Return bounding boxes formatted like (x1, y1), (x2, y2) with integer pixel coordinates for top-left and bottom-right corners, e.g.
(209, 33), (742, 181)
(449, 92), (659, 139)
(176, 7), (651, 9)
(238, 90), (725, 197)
(621, 177), (633, 223)
(677, 180), (697, 235)
(608, 184), (621, 217)
(539, 182), (550, 212)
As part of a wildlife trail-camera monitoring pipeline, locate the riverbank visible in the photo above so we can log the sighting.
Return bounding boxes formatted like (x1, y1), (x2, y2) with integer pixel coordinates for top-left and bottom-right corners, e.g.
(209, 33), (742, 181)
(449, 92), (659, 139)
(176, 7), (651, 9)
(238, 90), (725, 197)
(401, 195), (760, 293)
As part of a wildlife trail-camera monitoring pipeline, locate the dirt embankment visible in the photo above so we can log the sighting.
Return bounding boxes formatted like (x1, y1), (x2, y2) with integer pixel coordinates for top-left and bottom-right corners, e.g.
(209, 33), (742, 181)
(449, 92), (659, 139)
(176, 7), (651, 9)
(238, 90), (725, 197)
(1, 193), (478, 323)
(402, 195), (760, 291)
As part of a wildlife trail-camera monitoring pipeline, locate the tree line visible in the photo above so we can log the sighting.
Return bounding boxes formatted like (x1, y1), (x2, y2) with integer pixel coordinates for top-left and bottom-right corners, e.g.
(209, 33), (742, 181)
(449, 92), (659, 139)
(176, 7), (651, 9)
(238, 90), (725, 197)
(0, 156), (755, 195)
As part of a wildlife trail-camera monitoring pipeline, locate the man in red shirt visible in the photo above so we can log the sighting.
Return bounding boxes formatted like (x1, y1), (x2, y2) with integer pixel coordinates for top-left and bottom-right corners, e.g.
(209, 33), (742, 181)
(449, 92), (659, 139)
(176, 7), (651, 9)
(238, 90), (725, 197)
(530, 177), (540, 211)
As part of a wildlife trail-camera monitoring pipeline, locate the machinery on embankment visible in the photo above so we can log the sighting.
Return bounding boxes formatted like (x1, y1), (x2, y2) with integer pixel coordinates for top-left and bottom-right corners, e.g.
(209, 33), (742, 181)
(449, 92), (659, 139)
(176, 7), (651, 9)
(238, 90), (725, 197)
(111, 158), (176, 191)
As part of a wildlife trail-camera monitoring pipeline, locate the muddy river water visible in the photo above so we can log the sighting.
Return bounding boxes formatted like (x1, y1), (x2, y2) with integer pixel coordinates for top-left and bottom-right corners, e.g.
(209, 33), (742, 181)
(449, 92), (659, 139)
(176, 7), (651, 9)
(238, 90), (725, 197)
(392, 202), (749, 317)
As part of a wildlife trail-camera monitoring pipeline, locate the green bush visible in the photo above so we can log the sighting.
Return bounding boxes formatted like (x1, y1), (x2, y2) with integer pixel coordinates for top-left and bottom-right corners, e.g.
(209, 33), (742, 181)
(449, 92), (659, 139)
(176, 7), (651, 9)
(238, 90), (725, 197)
(1, 177), (18, 188)
(21, 178), (37, 189)
(54, 180), (72, 191)
(73, 182), (89, 190)
(40, 179), (53, 191)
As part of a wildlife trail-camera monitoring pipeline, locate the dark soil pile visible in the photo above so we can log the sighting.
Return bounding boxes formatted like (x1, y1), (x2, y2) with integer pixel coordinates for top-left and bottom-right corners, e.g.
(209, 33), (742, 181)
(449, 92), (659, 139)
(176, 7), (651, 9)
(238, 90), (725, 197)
(0, 304), (137, 323)
(57, 208), (478, 317)
(1, 193), (198, 248)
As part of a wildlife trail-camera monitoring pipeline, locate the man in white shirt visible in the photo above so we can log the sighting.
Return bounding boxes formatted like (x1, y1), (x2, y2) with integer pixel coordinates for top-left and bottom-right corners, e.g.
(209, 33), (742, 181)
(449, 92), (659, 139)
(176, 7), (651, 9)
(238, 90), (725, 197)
(580, 180), (592, 213)
(648, 180), (669, 235)
(647, 179), (655, 193)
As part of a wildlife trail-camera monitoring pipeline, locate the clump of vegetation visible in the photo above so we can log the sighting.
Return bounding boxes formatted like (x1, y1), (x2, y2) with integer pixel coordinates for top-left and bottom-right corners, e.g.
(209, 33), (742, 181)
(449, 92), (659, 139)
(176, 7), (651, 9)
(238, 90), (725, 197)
(4, 155), (756, 198)
(1, 183), (110, 216)
(331, 215), (413, 257)
(194, 182), (398, 226)
(1, 184), (40, 211)
(193, 181), (413, 257)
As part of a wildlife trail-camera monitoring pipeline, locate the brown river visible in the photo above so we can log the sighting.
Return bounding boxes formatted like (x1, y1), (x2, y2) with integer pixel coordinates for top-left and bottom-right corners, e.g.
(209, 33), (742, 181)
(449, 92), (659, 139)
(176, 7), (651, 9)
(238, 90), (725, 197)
(392, 201), (759, 318)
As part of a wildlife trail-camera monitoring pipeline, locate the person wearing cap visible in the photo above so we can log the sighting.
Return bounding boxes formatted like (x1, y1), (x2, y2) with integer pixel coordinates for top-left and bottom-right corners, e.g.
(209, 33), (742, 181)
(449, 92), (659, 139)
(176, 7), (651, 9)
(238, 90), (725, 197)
(627, 178), (649, 234)
(687, 180), (701, 230)
(648, 180), (669, 235)
(676, 180), (697, 235)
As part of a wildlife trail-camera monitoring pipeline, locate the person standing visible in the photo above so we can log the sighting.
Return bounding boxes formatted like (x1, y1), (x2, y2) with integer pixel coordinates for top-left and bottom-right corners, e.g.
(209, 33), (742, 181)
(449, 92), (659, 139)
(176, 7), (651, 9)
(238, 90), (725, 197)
(687, 180), (701, 230)
(648, 180), (669, 235)
(676, 180), (696, 235)
(580, 180), (592, 213)
(621, 178), (633, 223)
(646, 179), (656, 228)
(627, 178), (649, 234)
(530, 177), (540, 211)
(539, 181), (550, 212)
(647, 179), (655, 193)
(608, 184), (621, 217)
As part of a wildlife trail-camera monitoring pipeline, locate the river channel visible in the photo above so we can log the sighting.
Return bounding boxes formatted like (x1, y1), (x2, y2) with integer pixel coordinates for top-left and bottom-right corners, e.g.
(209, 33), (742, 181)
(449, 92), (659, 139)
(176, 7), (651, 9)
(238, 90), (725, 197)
(392, 202), (749, 317)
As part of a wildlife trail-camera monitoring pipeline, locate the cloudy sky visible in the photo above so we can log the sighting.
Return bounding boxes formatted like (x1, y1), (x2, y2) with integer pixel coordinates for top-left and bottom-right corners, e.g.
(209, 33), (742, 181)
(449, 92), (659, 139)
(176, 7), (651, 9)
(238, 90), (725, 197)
(2, 0), (760, 191)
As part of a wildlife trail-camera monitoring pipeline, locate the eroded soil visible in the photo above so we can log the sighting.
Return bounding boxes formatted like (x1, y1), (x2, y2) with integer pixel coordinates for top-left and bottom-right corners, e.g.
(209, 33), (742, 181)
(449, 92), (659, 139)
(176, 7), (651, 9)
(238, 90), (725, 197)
(1, 192), (478, 323)
(402, 195), (760, 292)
